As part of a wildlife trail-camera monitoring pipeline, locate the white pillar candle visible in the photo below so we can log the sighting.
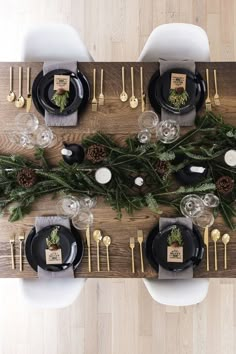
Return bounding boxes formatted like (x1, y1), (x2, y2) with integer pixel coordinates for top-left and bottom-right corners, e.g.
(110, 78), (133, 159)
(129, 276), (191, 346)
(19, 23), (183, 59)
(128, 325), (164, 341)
(95, 167), (112, 184)
(224, 150), (236, 167)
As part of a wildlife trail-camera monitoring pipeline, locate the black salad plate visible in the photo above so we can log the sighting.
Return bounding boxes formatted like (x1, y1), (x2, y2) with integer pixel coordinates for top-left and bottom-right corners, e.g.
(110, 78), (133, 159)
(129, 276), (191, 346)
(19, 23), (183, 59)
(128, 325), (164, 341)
(25, 224), (84, 272)
(32, 69), (90, 116)
(148, 68), (206, 115)
(145, 223), (204, 273)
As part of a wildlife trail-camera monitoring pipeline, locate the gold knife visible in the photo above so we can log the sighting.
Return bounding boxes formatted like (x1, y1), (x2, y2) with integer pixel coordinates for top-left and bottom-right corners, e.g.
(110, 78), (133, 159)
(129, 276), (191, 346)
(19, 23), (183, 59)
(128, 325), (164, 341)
(86, 225), (91, 272)
(26, 67), (32, 112)
(140, 67), (146, 112)
(204, 226), (209, 271)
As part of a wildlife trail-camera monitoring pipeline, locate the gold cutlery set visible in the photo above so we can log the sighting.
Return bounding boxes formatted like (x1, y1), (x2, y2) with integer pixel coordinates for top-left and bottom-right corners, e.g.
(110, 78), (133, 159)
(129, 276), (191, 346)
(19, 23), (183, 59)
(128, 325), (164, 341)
(204, 227), (230, 271)
(86, 226), (111, 272)
(7, 66), (32, 112)
(205, 68), (221, 111)
(91, 68), (104, 111)
(129, 230), (145, 273)
(9, 233), (25, 271)
(120, 66), (146, 112)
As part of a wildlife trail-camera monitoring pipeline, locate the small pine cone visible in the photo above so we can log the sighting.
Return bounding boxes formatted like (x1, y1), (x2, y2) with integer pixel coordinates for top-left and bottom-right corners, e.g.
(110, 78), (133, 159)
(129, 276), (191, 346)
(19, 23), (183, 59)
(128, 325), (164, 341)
(17, 168), (37, 188)
(155, 159), (169, 176)
(175, 87), (184, 94)
(86, 144), (107, 164)
(216, 176), (234, 195)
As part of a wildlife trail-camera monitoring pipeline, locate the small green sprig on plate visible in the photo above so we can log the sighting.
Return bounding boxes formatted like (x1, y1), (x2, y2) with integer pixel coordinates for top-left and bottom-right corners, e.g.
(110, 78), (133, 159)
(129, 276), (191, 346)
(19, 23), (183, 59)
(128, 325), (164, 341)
(51, 89), (69, 113)
(167, 226), (184, 247)
(168, 87), (189, 110)
(46, 226), (61, 250)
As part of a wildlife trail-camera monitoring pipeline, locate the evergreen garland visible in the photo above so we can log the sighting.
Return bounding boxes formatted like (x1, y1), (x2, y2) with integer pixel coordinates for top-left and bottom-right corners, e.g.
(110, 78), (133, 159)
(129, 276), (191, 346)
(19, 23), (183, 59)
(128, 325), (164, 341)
(0, 112), (235, 229)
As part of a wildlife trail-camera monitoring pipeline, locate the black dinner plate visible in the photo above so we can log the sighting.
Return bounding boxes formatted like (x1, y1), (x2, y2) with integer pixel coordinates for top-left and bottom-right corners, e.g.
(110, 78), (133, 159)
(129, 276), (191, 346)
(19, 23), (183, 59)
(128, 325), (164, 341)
(148, 68), (206, 115)
(145, 223), (204, 273)
(25, 224), (84, 272)
(32, 69), (90, 117)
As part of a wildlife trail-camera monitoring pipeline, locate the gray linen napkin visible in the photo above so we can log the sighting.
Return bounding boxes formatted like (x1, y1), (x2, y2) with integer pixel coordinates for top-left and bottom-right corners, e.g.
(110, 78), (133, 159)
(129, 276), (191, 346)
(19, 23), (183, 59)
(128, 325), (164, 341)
(35, 216), (74, 278)
(43, 61), (78, 127)
(158, 217), (193, 279)
(159, 59), (196, 126)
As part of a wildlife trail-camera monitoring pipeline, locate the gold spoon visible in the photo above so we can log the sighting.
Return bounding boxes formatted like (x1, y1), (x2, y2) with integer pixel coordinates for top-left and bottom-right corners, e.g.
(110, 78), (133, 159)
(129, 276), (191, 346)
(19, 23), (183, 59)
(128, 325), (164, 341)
(15, 67), (25, 108)
(93, 229), (102, 271)
(129, 67), (138, 109)
(120, 66), (128, 102)
(103, 235), (111, 271)
(211, 229), (221, 271)
(7, 66), (15, 102)
(222, 233), (230, 269)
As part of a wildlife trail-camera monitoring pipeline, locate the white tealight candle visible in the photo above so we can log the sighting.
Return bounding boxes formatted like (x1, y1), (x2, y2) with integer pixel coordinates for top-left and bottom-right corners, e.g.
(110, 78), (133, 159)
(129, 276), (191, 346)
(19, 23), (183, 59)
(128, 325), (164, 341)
(95, 167), (112, 184)
(224, 150), (236, 167)
(134, 177), (144, 186)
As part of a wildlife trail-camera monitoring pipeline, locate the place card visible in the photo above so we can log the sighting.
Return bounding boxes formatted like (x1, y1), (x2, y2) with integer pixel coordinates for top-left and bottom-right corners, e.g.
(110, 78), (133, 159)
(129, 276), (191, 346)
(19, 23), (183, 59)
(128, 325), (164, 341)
(170, 73), (186, 90)
(167, 246), (183, 263)
(54, 75), (70, 91)
(45, 249), (62, 265)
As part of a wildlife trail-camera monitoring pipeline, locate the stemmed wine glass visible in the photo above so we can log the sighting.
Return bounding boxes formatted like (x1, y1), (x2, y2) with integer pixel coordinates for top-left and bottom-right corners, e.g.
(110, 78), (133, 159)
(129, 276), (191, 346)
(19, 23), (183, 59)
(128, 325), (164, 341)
(137, 111), (159, 144)
(156, 119), (180, 144)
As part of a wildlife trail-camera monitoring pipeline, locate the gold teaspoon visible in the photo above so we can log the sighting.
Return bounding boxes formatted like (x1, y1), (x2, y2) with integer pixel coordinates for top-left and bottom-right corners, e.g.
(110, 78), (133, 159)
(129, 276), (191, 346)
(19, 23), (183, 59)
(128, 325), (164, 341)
(15, 67), (25, 108)
(211, 229), (221, 271)
(93, 229), (102, 271)
(120, 66), (128, 102)
(222, 233), (230, 270)
(7, 66), (15, 102)
(129, 67), (138, 109)
(103, 235), (111, 271)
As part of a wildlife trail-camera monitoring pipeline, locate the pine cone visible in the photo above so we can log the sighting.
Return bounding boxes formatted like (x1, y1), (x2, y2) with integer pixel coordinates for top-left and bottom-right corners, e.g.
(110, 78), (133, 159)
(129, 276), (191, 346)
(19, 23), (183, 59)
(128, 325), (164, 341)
(216, 176), (234, 195)
(86, 144), (107, 164)
(17, 168), (37, 188)
(155, 159), (169, 176)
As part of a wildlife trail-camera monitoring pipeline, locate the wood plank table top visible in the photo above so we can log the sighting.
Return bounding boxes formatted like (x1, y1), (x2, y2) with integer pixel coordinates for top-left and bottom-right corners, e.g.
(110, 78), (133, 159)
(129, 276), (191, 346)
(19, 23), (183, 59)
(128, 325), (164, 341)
(0, 61), (235, 278)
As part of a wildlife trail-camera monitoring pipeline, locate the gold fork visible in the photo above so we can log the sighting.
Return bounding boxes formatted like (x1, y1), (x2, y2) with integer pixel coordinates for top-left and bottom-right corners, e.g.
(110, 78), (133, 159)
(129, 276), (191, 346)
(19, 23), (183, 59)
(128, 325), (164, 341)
(98, 68), (104, 106)
(213, 69), (220, 106)
(9, 234), (15, 270)
(205, 68), (212, 111)
(129, 237), (135, 273)
(92, 68), (98, 112)
(137, 230), (144, 272)
(19, 233), (25, 272)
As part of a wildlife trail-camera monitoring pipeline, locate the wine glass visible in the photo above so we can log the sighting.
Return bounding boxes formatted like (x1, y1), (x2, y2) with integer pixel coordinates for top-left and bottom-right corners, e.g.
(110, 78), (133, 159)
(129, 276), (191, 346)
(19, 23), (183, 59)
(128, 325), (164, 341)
(138, 111), (159, 130)
(156, 119), (180, 144)
(202, 193), (219, 208)
(72, 208), (94, 230)
(6, 131), (34, 149)
(180, 194), (205, 218)
(56, 196), (80, 218)
(15, 113), (39, 134)
(137, 129), (152, 144)
(31, 125), (55, 148)
(78, 195), (97, 209)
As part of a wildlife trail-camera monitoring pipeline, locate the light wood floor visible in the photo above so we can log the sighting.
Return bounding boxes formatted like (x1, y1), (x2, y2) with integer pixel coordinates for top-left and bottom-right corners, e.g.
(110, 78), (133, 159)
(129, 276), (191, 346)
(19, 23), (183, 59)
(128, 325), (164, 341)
(1, 0), (236, 353)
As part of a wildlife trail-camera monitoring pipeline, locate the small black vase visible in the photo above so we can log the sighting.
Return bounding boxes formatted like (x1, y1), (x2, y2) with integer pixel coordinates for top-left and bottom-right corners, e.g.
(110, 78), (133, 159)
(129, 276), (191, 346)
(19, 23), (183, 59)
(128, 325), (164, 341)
(61, 142), (85, 165)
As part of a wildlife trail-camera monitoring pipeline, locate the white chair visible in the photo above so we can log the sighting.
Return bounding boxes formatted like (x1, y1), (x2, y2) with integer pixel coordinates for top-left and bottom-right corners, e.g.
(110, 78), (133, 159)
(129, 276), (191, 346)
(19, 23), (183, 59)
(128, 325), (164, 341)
(20, 23), (93, 62)
(19, 278), (86, 309)
(138, 23), (210, 62)
(143, 278), (209, 306)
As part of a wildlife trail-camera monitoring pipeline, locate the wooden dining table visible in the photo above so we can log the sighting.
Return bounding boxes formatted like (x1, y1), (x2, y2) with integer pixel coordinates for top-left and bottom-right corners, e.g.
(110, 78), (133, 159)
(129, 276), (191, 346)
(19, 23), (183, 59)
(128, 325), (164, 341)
(0, 61), (235, 278)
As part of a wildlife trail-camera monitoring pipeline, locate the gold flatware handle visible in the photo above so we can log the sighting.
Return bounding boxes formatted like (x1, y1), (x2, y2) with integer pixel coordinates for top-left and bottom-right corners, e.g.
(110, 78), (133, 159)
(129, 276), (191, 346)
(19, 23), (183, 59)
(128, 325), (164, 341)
(131, 67), (134, 97)
(93, 68), (96, 99)
(224, 244), (227, 270)
(19, 240), (23, 272)
(100, 68), (103, 94)
(10, 243), (15, 270)
(214, 241), (217, 271)
(204, 226), (209, 271)
(206, 68), (210, 98)
(97, 241), (100, 271)
(131, 248), (135, 273)
(19, 67), (22, 97)
(206, 245), (209, 271)
(88, 246), (91, 272)
(122, 66), (125, 91)
(10, 66), (13, 92)
(27, 67), (31, 95)
(139, 242), (144, 272)
(214, 69), (218, 95)
(106, 246), (110, 271)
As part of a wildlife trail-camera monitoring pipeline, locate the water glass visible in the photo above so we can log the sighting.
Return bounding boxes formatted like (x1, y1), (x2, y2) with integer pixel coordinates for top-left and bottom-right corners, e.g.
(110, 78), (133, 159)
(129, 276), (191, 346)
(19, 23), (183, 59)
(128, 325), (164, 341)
(156, 119), (180, 144)
(31, 125), (55, 148)
(137, 129), (152, 144)
(180, 194), (205, 218)
(72, 208), (94, 230)
(138, 111), (159, 130)
(192, 209), (215, 228)
(15, 113), (39, 134)
(202, 193), (219, 208)
(56, 196), (80, 218)
(78, 196), (97, 209)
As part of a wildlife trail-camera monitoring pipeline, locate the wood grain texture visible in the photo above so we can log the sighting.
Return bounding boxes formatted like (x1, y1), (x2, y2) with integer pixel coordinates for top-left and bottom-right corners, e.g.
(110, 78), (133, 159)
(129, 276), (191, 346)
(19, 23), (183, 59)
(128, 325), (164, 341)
(0, 61), (235, 278)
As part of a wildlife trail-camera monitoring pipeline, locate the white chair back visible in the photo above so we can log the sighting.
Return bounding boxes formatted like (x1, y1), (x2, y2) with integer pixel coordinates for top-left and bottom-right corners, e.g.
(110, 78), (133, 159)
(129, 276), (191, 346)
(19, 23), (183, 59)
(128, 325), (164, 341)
(143, 278), (209, 306)
(138, 23), (210, 62)
(21, 23), (93, 62)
